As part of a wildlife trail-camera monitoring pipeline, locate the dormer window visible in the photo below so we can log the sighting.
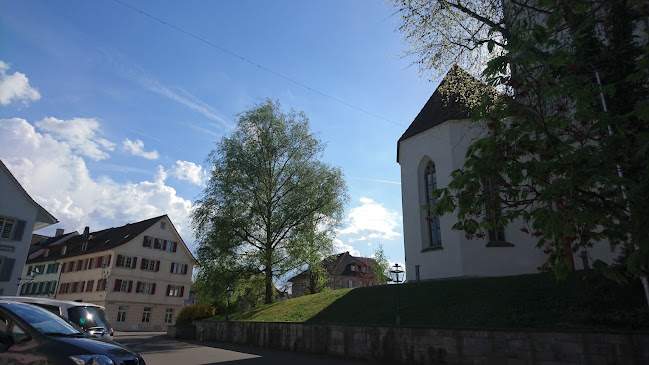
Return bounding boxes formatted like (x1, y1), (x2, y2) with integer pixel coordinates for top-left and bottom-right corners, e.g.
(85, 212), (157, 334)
(81, 242), (88, 251)
(62, 246), (67, 255)
(350, 264), (356, 272)
(44, 249), (49, 257)
(361, 266), (366, 273)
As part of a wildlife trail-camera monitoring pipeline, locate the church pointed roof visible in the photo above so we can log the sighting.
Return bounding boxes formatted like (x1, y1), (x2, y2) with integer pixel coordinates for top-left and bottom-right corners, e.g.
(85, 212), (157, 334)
(396, 65), (479, 162)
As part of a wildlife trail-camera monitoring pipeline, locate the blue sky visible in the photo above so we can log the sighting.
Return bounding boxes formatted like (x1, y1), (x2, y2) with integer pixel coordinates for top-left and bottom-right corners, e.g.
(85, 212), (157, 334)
(0, 0), (439, 280)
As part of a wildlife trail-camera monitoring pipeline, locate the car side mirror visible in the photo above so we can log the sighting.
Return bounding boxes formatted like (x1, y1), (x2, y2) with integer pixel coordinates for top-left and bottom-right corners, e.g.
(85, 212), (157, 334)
(0, 332), (14, 352)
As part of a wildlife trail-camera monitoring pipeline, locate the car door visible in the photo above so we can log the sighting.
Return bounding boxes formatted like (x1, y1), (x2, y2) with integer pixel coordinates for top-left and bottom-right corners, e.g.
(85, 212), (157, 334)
(0, 312), (46, 365)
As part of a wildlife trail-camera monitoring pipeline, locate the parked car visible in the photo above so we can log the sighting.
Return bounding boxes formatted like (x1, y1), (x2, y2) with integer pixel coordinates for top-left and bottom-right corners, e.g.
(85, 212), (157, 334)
(0, 297), (113, 341)
(0, 300), (145, 364)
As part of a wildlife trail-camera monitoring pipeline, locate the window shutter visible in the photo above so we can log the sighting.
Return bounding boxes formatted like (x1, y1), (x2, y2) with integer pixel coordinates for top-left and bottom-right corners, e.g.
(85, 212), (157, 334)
(136, 281), (141, 293)
(83, 259), (88, 270)
(173, 242), (177, 252)
(151, 283), (156, 295)
(182, 264), (188, 275)
(162, 240), (167, 251)
(96, 280), (101, 291)
(140, 259), (146, 270)
(127, 281), (133, 293)
(116, 255), (122, 267)
(155, 261), (160, 272)
(61, 262), (67, 273)
(170, 263), (174, 273)
(132, 257), (137, 269)
(87, 280), (93, 292)
(58, 283), (63, 294)
(106, 255), (111, 266)
(143, 236), (148, 247)
(166, 285), (171, 296)
(11, 220), (26, 241)
(180, 286), (184, 297)
(80, 281), (85, 293)
(114, 279), (122, 292)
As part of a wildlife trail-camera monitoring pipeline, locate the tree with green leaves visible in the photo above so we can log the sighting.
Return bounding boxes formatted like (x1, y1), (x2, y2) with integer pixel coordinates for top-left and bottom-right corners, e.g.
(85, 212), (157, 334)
(371, 244), (391, 284)
(192, 99), (348, 304)
(391, 0), (649, 304)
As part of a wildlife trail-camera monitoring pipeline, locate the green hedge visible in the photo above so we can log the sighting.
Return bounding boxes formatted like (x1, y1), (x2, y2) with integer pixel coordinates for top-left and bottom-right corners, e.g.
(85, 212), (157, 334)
(175, 304), (216, 325)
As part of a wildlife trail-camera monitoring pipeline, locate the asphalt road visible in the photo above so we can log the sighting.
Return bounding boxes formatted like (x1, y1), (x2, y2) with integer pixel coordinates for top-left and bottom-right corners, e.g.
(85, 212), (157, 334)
(114, 331), (383, 365)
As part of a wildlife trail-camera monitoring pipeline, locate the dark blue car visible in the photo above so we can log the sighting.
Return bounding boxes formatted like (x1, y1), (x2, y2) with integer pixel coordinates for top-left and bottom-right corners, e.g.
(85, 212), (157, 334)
(0, 300), (144, 364)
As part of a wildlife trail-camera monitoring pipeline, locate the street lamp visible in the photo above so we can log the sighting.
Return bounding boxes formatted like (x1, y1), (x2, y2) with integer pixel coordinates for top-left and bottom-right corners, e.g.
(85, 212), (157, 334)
(225, 286), (234, 321)
(390, 263), (404, 325)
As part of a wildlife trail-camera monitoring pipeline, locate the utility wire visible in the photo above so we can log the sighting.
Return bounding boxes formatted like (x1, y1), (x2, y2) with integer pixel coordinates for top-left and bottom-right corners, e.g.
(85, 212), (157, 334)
(110, 0), (405, 127)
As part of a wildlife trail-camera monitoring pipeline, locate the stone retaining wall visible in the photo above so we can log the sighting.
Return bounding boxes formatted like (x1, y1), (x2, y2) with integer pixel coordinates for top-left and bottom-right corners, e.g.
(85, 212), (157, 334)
(189, 321), (649, 365)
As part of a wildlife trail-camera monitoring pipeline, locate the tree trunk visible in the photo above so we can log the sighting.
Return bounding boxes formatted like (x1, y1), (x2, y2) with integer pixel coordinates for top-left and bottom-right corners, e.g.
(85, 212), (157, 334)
(264, 251), (273, 304)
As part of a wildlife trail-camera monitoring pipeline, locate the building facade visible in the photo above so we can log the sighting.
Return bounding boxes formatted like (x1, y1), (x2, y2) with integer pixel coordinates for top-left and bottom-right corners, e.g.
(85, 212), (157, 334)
(289, 252), (381, 297)
(397, 68), (618, 282)
(25, 215), (195, 331)
(0, 159), (57, 296)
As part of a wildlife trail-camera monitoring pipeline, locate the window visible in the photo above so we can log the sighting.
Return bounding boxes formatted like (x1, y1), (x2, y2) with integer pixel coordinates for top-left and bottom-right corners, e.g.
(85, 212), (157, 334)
(424, 161), (442, 248)
(117, 306), (127, 322)
(167, 285), (183, 297)
(482, 178), (508, 246)
(143, 236), (153, 248)
(141, 259), (159, 271)
(142, 307), (151, 323)
(81, 242), (88, 251)
(154, 239), (163, 250)
(164, 309), (173, 324)
(350, 265), (356, 272)
(0, 216), (25, 241)
(44, 249), (49, 257)
(116, 255), (135, 268)
(160, 222), (166, 229)
(61, 246), (67, 255)
(171, 263), (187, 274)
(166, 242), (174, 252)
(120, 281), (128, 292)
(96, 279), (107, 291)
(137, 282), (156, 294)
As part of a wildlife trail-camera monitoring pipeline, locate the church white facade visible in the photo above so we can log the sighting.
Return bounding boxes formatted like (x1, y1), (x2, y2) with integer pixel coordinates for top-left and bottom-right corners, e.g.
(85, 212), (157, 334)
(397, 68), (618, 282)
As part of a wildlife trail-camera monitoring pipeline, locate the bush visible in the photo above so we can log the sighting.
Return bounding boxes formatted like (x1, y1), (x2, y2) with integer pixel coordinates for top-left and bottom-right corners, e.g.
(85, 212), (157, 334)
(175, 304), (216, 325)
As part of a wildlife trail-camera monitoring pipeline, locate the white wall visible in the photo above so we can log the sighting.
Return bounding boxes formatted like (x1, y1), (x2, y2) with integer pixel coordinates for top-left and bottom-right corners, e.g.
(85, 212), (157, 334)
(399, 122), (464, 281)
(0, 169), (40, 296)
(400, 119), (620, 281)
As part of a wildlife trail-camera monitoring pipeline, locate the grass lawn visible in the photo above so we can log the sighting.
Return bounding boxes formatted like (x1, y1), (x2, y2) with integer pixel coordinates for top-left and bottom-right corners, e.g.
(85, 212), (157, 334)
(211, 271), (649, 330)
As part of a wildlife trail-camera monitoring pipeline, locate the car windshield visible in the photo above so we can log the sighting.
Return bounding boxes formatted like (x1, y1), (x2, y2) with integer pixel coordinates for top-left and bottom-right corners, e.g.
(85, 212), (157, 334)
(0, 302), (81, 335)
(67, 306), (110, 330)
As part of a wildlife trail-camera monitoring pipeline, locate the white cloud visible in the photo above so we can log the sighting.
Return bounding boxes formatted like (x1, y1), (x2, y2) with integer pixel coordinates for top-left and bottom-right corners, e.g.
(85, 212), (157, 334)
(169, 160), (208, 186)
(122, 138), (159, 160)
(0, 118), (194, 249)
(333, 238), (360, 257)
(0, 60), (41, 105)
(35, 117), (115, 161)
(338, 197), (401, 240)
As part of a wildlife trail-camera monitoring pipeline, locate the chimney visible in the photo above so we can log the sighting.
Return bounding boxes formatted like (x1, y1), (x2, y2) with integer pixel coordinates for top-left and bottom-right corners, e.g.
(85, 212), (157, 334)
(56, 228), (64, 237)
(83, 226), (90, 238)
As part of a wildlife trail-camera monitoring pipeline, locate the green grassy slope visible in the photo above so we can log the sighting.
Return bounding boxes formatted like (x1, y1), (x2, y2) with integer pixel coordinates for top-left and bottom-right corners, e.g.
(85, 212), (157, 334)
(214, 271), (649, 329)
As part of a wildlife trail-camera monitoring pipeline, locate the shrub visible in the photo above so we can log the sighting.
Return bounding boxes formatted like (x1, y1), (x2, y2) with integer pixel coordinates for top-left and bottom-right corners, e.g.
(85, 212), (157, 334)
(175, 304), (216, 325)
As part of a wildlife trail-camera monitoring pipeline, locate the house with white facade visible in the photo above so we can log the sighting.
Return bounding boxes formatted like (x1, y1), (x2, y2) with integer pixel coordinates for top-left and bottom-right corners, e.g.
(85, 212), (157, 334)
(397, 67), (618, 282)
(0, 159), (58, 295)
(25, 215), (195, 331)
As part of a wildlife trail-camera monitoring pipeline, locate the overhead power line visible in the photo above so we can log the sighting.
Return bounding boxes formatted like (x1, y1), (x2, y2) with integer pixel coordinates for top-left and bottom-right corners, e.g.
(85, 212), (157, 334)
(110, 0), (406, 127)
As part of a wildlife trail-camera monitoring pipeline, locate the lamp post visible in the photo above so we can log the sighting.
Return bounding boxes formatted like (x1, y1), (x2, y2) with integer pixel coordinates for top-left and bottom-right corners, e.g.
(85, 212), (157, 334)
(390, 263), (404, 325)
(225, 286), (234, 321)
